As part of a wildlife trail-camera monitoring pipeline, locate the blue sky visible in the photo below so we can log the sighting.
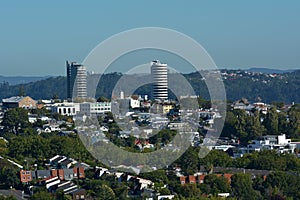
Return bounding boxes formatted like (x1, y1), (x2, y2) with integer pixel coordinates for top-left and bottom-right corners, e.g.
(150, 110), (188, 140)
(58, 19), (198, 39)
(0, 0), (300, 76)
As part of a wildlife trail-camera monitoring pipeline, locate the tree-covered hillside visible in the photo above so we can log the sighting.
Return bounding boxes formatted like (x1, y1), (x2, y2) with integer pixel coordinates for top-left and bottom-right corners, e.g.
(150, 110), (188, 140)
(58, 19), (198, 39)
(0, 70), (299, 103)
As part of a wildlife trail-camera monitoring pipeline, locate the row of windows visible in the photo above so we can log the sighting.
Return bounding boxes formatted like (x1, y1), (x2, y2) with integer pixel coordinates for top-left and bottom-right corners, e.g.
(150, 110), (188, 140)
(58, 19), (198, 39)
(22, 176), (31, 180)
(91, 108), (111, 111)
(58, 108), (76, 114)
(91, 104), (110, 107)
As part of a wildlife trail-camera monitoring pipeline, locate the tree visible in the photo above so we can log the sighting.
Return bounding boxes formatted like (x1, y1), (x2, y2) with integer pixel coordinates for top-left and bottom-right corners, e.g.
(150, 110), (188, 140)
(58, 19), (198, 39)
(19, 85), (25, 96)
(231, 173), (262, 200)
(1, 108), (30, 134)
(177, 184), (201, 198)
(0, 167), (19, 188)
(263, 172), (300, 199)
(263, 107), (279, 135)
(175, 147), (200, 175)
(246, 110), (266, 139)
(30, 191), (55, 200)
(95, 185), (116, 200)
(140, 169), (169, 183)
(278, 111), (289, 135)
(287, 104), (300, 138)
(221, 111), (238, 138)
(203, 174), (231, 195)
(97, 96), (110, 102)
(0, 195), (17, 200)
(201, 150), (232, 168)
(0, 139), (8, 156)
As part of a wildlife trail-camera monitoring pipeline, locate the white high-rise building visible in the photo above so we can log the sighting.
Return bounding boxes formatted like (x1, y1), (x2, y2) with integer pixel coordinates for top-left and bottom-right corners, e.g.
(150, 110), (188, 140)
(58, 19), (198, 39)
(66, 61), (87, 99)
(151, 60), (168, 100)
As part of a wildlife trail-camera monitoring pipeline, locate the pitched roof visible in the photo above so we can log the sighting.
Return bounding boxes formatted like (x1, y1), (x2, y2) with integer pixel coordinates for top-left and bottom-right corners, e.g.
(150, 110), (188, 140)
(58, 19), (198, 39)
(2, 96), (26, 103)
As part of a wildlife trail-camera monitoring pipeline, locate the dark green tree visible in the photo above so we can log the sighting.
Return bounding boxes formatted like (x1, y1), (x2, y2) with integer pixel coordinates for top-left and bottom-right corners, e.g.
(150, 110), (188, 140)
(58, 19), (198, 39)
(231, 173), (262, 200)
(175, 147), (200, 175)
(287, 104), (300, 138)
(263, 107), (279, 135)
(201, 150), (232, 167)
(95, 184), (116, 200)
(1, 108), (30, 134)
(0, 167), (19, 188)
(30, 191), (55, 200)
(203, 174), (231, 195)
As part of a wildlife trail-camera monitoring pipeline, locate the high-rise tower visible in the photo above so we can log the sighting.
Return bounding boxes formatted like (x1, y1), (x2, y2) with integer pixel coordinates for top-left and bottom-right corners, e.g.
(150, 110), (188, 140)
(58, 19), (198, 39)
(66, 61), (87, 99)
(151, 60), (168, 100)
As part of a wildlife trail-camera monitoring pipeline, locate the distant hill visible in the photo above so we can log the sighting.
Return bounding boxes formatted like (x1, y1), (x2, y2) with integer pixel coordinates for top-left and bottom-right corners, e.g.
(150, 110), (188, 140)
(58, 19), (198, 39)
(0, 70), (299, 103)
(246, 67), (296, 74)
(0, 76), (67, 100)
(0, 75), (51, 85)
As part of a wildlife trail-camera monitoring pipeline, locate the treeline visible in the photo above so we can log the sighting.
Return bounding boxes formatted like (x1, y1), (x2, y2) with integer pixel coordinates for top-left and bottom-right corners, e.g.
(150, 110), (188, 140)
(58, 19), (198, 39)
(174, 148), (300, 174)
(0, 70), (299, 103)
(221, 104), (300, 144)
(166, 148), (300, 199)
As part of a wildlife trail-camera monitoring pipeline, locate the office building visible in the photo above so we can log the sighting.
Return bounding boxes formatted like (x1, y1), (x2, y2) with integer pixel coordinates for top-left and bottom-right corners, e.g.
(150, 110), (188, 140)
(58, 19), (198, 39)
(66, 61), (87, 99)
(151, 60), (168, 100)
(80, 102), (111, 116)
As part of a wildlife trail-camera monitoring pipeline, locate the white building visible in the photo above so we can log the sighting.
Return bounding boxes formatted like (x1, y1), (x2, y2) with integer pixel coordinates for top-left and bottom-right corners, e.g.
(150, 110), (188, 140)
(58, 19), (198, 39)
(48, 102), (80, 116)
(130, 97), (140, 108)
(246, 134), (296, 154)
(66, 61), (87, 99)
(80, 102), (111, 116)
(151, 60), (168, 100)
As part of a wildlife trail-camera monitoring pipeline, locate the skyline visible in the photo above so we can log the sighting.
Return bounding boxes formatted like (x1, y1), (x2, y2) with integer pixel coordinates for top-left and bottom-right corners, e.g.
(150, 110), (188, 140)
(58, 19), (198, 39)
(1, 1), (300, 76)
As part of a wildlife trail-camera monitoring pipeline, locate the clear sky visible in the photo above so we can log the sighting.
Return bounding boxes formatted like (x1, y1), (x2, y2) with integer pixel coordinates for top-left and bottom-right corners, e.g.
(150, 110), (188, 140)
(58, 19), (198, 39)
(1, 0), (300, 76)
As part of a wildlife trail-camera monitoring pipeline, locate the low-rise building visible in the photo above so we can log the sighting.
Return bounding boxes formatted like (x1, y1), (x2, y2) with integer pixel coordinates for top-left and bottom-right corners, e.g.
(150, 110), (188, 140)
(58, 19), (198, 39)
(245, 134), (296, 154)
(20, 167), (85, 183)
(48, 102), (80, 116)
(2, 96), (37, 109)
(130, 96), (140, 108)
(20, 170), (32, 183)
(80, 102), (111, 116)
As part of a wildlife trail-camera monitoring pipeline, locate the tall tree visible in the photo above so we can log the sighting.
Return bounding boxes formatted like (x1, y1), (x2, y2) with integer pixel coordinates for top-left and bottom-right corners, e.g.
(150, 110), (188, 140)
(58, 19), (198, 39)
(263, 107), (279, 135)
(203, 174), (231, 195)
(1, 108), (29, 134)
(95, 185), (116, 200)
(231, 173), (262, 200)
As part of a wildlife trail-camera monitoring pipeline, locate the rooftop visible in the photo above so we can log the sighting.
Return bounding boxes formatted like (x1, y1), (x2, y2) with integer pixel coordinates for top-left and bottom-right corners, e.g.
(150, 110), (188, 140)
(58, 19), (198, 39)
(2, 96), (26, 103)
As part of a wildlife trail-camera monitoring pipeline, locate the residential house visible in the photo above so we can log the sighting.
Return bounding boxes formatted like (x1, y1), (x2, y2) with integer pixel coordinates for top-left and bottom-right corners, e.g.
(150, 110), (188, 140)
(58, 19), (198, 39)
(20, 170), (32, 183)
(20, 167), (85, 183)
(180, 173), (233, 185)
(245, 134), (296, 154)
(39, 177), (86, 200)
